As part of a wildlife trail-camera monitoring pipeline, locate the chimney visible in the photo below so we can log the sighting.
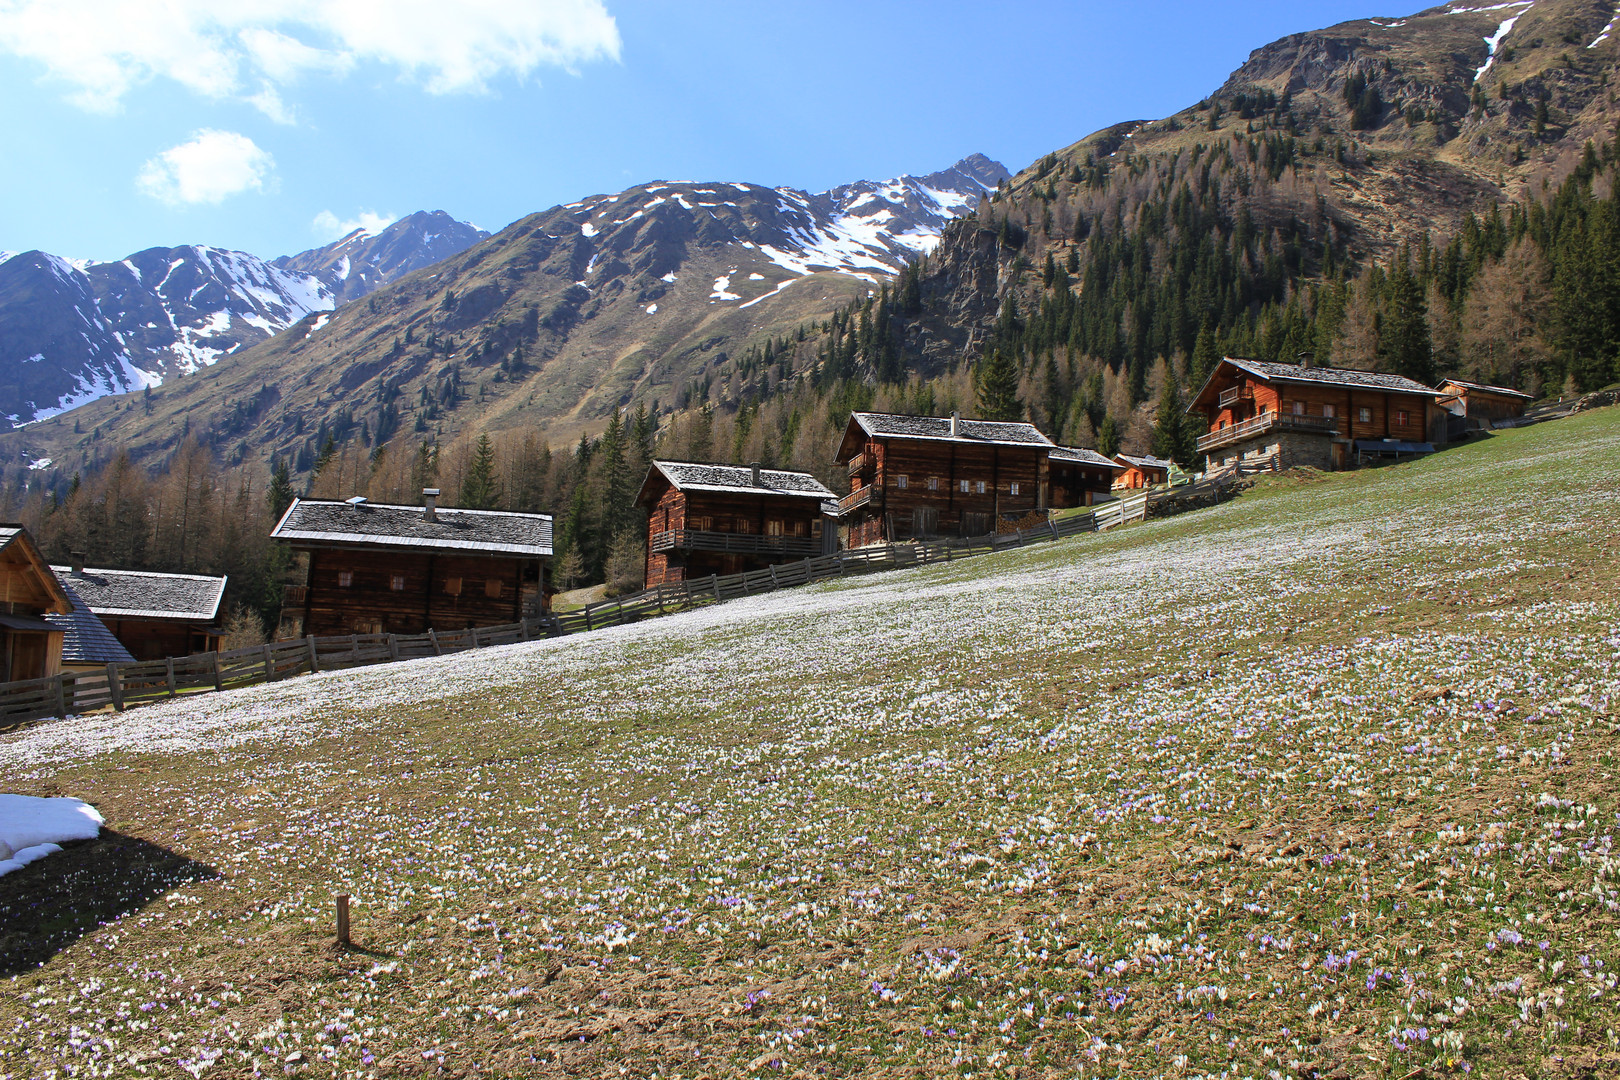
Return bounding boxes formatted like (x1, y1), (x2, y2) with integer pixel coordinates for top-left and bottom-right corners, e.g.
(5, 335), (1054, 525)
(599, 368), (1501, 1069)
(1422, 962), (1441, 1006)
(750, 462), (762, 487)
(1297, 350), (1314, 369)
(423, 488), (440, 522)
(70, 550), (85, 575)
(950, 411), (961, 437)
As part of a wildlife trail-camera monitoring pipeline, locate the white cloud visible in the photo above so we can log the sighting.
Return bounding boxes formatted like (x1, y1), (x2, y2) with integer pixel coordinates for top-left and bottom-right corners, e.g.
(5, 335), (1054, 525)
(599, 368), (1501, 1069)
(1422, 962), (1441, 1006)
(0, 0), (622, 113)
(312, 209), (397, 241)
(136, 130), (275, 206)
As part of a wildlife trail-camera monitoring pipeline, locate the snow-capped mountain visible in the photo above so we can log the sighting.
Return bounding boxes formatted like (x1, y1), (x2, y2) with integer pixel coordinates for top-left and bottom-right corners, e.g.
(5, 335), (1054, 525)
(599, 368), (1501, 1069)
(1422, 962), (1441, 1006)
(0, 213), (485, 426)
(273, 211), (489, 305)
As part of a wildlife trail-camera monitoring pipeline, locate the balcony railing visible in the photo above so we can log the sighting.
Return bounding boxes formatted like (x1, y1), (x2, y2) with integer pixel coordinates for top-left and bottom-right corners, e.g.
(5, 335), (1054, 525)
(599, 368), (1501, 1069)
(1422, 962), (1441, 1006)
(648, 529), (819, 558)
(839, 485), (874, 514)
(1197, 411), (1340, 453)
(1218, 385), (1253, 408)
(846, 452), (870, 478)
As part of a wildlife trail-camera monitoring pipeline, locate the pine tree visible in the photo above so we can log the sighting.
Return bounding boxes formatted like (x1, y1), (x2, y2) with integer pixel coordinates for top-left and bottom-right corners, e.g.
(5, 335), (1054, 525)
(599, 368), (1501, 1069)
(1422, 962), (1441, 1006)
(974, 349), (1023, 421)
(1379, 250), (1434, 384)
(1150, 371), (1192, 463)
(1098, 414), (1121, 458)
(267, 459), (295, 520)
(460, 434), (501, 509)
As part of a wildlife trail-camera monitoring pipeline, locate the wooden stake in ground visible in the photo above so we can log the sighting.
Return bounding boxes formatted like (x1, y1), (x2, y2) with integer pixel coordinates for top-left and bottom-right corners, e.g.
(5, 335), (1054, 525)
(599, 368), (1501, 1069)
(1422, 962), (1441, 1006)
(336, 894), (350, 946)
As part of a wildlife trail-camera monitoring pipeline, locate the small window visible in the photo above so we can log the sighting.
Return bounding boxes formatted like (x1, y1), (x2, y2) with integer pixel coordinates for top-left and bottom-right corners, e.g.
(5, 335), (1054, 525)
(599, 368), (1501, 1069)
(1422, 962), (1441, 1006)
(765, 519), (784, 537)
(1323, 404), (1336, 419)
(1358, 407), (1372, 423)
(444, 577), (462, 596)
(975, 480), (987, 494)
(1396, 409), (1409, 425)
(390, 574), (406, 591)
(691, 516), (711, 531)
(735, 517), (753, 533)
(926, 476), (938, 491)
(959, 479), (970, 493)
(896, 474), (908, 489)
(1009, 482), (1020, 495)
(485, 579), (502, 599)
(337, 570), (353, 588)
(1292, 400), (1304, 416)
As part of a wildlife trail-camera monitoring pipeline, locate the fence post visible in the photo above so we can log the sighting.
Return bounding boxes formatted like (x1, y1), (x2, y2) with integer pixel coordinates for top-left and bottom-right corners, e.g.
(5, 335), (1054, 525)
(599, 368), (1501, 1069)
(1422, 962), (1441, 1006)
(306, 635), (320, 673)
(349, 634), (359, 663)
(106, 663), (125, 711)
(768, 565), (780, 589)
(428, 629), (442, 656)
(471, 626), (482, 648)
(261, 644), (276, 683)
(583, 608), (593, 632)
(54, 673), (67, 718)
(165, 657), (177, 697)
(388, 634), (400, 661)
(211, 652), (223, 691)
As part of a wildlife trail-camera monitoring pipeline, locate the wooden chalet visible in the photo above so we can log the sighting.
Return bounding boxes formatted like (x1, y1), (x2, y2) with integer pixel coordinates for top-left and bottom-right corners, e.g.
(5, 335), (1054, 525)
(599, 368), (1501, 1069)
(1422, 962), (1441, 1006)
(1437, 379), (1534, 425)
(1048, 447), (1123, 508)
(271, 490), (552, 637)
(46, 577), (136, 672)
(1112, 453), (1173, 490)
(637, 461), (838, 588)
(1189, 357), (1443, 472)
(0, 525), (70, 682)
(834, 412), (1056, 546)
(51, 558), (226, 661)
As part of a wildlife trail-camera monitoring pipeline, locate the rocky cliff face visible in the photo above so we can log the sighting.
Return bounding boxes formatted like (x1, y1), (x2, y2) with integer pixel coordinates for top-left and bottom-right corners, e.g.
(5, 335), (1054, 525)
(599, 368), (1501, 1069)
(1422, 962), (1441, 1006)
(273, 211), (490, 305)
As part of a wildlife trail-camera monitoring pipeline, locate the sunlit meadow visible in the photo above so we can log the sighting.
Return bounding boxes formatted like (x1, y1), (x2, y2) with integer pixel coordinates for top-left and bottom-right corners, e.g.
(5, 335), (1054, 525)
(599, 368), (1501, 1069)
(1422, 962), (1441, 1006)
(2, 408), (1618, 1079)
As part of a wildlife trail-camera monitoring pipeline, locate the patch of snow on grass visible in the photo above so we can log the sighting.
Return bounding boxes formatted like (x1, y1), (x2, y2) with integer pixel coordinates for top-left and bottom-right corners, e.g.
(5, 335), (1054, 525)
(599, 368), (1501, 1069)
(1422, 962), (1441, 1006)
(0, 794), (102, 877)
(645, 303), (658, 314)
(1591, 7), (1619, 46)
(1474, 5), (1532, 81)
(710, 275), (740, 301)
(581, 222), (598, 238)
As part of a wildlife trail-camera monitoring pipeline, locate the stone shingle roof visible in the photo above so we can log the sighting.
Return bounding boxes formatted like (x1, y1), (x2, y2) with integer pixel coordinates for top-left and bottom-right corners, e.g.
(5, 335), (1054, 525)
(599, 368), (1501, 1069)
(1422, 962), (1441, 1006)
(1440, 378), (1535, 400)
(271, 499), (553, 557)
(851, 412), (1056, 448)
(50, 566), (227, 622)
(46, 579), (135, 665)
(1226, 358), (1437, 395)
(1050, 446), (1122, 469)
(648, 461), (835, 500)
(1114, 453), (1175, 471)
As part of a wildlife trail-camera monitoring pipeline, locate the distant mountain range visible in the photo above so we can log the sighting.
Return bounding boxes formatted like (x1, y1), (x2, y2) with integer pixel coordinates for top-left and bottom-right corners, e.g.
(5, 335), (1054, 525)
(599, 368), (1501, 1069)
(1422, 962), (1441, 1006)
(4, 155), (1006, 473)
(0, 211), (489, 426)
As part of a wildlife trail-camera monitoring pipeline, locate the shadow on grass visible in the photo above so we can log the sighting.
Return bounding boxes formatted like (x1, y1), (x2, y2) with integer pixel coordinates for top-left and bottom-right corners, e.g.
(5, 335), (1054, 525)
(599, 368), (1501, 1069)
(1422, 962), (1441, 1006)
(0, 830), (219, 976)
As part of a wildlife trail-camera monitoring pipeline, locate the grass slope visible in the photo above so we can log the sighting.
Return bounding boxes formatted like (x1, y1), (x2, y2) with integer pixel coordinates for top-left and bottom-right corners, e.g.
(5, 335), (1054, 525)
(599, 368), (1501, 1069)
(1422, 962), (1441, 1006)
(2, 410), (1619, 1079)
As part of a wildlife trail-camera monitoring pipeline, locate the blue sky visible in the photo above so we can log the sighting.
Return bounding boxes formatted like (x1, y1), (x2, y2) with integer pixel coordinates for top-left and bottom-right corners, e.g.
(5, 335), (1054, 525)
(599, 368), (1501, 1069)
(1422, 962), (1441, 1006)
(0, 1), (1385, 263)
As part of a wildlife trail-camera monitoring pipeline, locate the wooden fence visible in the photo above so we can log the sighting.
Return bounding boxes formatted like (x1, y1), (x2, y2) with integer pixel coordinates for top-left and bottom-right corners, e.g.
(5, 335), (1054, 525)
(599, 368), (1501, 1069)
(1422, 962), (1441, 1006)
(0, 491), (1152, 730)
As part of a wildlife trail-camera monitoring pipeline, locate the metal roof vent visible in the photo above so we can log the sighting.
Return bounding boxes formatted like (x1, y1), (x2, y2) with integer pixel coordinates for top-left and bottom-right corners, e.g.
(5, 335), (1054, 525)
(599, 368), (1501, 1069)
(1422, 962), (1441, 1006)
(422, 488), (439, 522)
(950, 411), (961, 437)
(345, 496), (368, 510)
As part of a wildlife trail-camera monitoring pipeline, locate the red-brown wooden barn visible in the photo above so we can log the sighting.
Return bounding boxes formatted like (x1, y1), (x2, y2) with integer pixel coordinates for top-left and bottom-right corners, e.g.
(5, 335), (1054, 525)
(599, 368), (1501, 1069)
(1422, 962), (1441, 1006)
(834, 412), (1056, 546)
(1111, 453), (1173, 490)
(1437, 379), (1535, 426)
(637, 461), (837, 588)
(0, 525), (70, 682)
(1189, 357), (1444, 472)
(271, 490), (552, 636)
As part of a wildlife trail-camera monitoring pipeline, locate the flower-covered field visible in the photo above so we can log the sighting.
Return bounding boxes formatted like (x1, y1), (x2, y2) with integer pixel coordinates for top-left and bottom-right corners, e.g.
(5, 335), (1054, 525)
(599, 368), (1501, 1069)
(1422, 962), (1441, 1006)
(2, 408), (1618, 1080)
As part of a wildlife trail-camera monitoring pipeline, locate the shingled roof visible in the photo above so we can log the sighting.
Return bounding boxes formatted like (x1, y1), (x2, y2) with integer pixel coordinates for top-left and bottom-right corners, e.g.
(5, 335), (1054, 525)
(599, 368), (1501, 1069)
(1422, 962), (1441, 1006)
(1114, 453), (1175, 471)
(847, 412), (1056, 449)
(640, 461), (835, 503)
(1224, 358), (1437, 395)
(51, 566), (227, 622)
(271, 499), (553, 557)
(1440, 378), (1535, 400)
(1050, 446), (1122, 469)
(46, 579), (135, 665)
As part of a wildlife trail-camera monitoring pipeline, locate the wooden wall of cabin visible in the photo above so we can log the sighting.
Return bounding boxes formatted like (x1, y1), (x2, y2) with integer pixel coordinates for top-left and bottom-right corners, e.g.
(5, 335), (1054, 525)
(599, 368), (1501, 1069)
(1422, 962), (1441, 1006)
(849, 439), (1049, 543)
(1204, 376), (1429, 443)
(105, 619), (218, 662)
(643, 487), (827, 587)
(1458, 391), (1526, 422)
(302, 549), (538, 636)
(1049, 464), (1114, 508)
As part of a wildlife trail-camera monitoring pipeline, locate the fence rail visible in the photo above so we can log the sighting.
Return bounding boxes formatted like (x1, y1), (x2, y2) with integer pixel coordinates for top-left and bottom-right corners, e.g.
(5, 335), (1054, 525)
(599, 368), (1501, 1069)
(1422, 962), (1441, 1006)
(2, 491), (1156, 730)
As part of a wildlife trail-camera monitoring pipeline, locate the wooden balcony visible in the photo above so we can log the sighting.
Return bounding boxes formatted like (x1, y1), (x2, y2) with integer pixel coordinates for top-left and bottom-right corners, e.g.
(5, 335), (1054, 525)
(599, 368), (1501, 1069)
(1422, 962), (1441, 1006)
(1197, 411), (1339, 453)
(648, 529), (819, 558)
(839, 484), (874, 515)
(846, 452), (870, 478)
(1218, 385), (1251, 408)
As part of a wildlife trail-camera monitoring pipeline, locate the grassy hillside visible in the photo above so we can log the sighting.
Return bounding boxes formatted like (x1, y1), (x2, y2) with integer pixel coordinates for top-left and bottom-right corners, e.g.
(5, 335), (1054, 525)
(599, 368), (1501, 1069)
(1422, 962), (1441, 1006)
(2, 408), (1618, 1078)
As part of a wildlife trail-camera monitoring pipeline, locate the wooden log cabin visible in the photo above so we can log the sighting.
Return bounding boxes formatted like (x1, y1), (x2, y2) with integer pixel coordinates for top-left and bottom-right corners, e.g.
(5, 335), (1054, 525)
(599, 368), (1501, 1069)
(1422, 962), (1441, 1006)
(0, 525), (70, 682)
(271, 490), (552, 636)
(834, 412), (1057, 547)
(45, 577), (136, 672)
(637, 461), (838, 588)
(1047, 447), (1123, 508)
(1189, 357), (1443, 472)
(1437, 379), (1535, 426)
(1112, 453), (1174, 490)
(50, 558), (226, 661)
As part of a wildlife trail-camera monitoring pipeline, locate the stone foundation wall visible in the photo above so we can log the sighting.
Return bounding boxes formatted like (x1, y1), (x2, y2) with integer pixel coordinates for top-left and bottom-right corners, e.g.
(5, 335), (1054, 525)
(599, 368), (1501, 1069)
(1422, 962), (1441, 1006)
(1206, 431), (1335, 472)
